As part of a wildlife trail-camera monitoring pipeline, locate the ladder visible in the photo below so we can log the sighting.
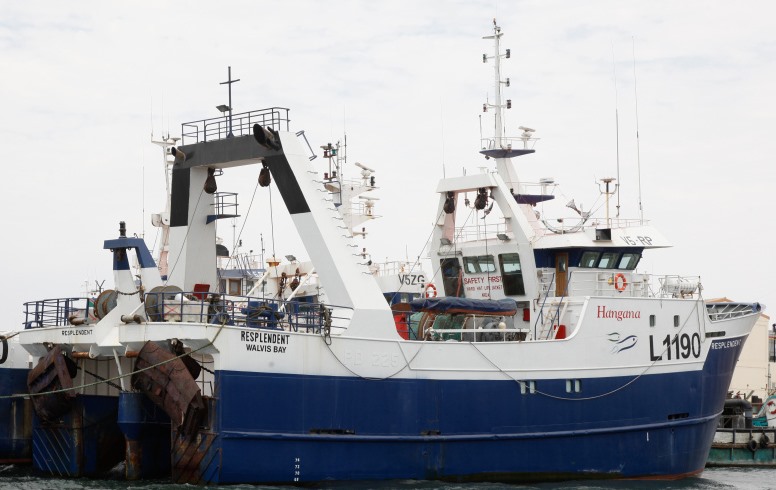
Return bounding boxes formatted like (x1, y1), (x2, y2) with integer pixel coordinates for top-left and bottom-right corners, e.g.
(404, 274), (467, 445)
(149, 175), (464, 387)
(538, 300), (568, 339)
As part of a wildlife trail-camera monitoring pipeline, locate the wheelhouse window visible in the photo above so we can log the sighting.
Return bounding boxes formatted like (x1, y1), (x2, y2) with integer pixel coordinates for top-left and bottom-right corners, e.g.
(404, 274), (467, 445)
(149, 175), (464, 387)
(617, 253), (641, 270)
(499, 253), (526, 296)
(598, 252), (620, 269)
(579, 251), (600, 268)
(463, 255), (496, 274)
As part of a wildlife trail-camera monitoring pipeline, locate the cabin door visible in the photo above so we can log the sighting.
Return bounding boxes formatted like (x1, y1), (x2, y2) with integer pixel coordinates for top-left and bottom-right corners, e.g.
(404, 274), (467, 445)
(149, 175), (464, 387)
(555, 253), (568, 296)
(440, 258), (464, 297)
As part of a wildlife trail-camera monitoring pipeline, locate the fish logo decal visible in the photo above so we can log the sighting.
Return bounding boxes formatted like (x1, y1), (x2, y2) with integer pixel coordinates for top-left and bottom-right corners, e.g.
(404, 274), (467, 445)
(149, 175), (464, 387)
(608, 332), (638, 354)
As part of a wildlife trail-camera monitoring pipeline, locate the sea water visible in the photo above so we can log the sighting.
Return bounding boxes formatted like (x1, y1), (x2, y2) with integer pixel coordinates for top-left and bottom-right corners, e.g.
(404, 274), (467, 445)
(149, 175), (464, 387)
(1, 467), (774, 490)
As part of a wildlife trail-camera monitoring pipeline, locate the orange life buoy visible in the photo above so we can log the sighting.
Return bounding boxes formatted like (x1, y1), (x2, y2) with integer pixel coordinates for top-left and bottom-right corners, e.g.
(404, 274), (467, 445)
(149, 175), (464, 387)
(425, 283), (438, 298)
(614, 273), (627, 292)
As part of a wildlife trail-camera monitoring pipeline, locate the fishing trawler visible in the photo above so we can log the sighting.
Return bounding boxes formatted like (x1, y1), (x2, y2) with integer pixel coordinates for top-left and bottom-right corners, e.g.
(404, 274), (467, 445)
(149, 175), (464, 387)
(3, 21), (763, 484)
(707, 393), (776, 466)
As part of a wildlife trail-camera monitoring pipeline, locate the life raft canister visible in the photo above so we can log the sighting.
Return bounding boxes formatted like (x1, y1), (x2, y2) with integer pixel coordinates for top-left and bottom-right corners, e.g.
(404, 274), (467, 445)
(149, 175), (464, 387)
(425, 283), (438, 298)
(614, 273), (627, 292)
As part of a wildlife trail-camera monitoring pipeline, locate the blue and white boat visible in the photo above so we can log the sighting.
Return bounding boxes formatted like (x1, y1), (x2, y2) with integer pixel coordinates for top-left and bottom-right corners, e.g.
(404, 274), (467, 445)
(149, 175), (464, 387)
(4, 20), (763, 483)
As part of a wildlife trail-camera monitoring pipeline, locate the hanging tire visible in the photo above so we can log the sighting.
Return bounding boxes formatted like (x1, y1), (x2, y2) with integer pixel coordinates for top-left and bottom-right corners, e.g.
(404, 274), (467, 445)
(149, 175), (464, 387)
(760, 433), (770, 448)
(748, 437), (758, 452)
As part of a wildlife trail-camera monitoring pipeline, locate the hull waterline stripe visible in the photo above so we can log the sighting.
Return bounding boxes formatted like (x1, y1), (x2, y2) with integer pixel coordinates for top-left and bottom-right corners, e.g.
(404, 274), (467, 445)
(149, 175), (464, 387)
(219, 410), (719, 443)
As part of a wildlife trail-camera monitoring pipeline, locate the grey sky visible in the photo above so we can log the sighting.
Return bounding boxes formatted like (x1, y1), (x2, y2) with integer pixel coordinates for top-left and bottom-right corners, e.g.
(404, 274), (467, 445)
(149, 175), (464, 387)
(1, 1), (773, 326)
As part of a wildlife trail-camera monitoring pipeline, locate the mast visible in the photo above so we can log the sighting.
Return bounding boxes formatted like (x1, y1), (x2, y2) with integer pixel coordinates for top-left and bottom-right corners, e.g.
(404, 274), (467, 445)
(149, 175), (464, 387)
(482, 19), (522, 190)
(150, 135), (179, 279)
(220, 67), (240, 137)
(633, 38), (645, 224)
(489, 22), (505, 148)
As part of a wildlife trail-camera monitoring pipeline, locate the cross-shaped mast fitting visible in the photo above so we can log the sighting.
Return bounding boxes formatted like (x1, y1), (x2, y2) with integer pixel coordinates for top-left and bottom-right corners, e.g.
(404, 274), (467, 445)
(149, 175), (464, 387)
(219, 66), (240, 137)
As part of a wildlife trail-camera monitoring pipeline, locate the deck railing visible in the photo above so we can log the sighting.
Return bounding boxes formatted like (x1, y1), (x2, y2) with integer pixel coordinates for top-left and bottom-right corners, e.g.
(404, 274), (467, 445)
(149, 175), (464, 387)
(23, 292), (353, 335)
(451, 223), (509, 242)
(144, 291), (352, 334)
(181, 107), (290, 145)
(23, 297), (92, 329)
(706, 302), (762, 322)
(536, 269), (702, 300)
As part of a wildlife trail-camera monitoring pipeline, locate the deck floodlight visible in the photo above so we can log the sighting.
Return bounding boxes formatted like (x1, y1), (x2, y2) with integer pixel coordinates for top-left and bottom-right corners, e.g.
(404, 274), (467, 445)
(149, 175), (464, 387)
(483, 54), (487, 63)
(216, 104), (231, 113)
(440, 237), (452, 246)
(285, 255), (297, 262)
(497, 233), (510, 241)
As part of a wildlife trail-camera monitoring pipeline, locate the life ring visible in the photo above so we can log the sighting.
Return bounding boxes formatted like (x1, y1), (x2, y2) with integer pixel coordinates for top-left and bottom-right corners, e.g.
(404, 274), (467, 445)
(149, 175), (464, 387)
(425, 283), (438, 298)
(767, 399), (776, 415)
(613, 273), (627, 292)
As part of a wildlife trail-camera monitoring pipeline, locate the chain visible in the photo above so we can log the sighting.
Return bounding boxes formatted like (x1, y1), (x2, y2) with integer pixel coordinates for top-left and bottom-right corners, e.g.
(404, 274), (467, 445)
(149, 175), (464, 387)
(321, 306), (332, 345)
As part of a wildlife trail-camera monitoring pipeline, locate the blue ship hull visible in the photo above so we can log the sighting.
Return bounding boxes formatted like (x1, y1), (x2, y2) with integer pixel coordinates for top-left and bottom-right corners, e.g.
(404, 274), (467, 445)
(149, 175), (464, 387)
(177, 335), (745, 484)
(32, 394), (125, 476)
(0, 367), (31, 463)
